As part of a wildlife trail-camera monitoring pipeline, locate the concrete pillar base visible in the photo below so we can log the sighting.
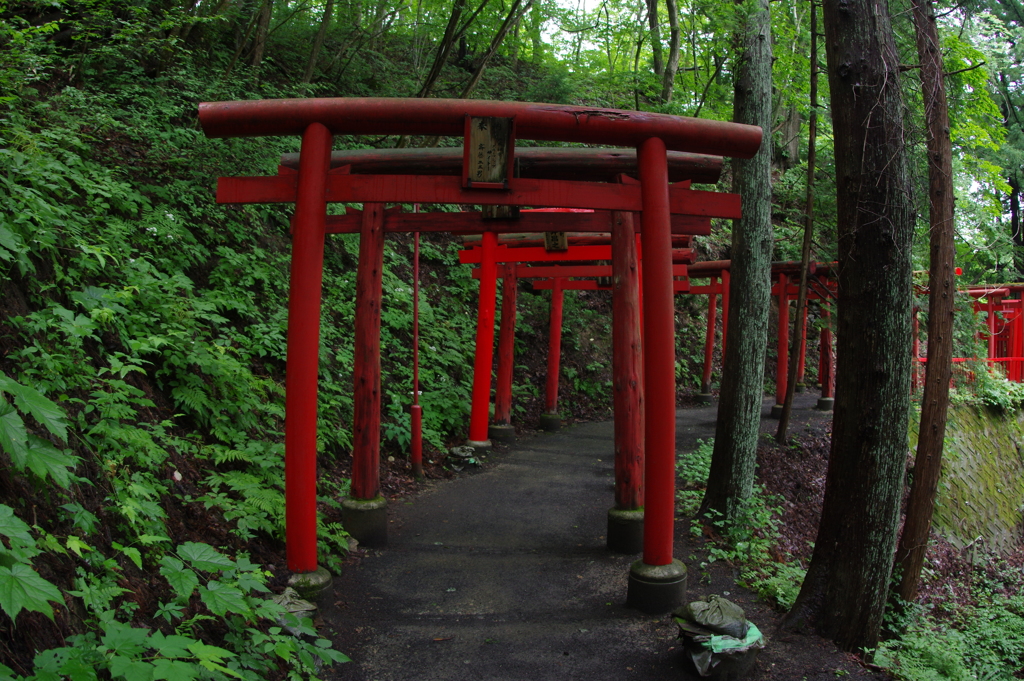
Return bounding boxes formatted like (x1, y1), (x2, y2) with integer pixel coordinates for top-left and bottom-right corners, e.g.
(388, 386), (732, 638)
(695, 393), (713, 405)
(539, 412), (561, 432)
(627, 559), (688, 614)
(816, 397), (835, 411)
(770, 404), (784, 419)
(287, 566), (333, 601)
(607, 507), (644, 554)
(487, 424), (516, 442)
(465, 439), (492, 449)
(795, 383), (806, 393)
(341, 496), (388, 548)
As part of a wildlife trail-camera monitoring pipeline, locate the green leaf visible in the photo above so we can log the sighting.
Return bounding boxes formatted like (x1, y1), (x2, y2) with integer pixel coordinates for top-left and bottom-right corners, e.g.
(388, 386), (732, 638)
(187, 642), (242, 679)
(0, 563), (63, 620)
(100, 621), (150, 657)
(148, 631), (195, 659)
(24, 436), (77, 487)
(0, 397), (29, 468)
(176, 542), (233, 572)
(151, 659), (199, 681)
(109, 655), (154, 681)
(198, 580), (248, 617)
(112, 542), (142, 570)
(0, 505), (32, 546)
(0, 375), (67, 440)
(158, 557), (198, 601)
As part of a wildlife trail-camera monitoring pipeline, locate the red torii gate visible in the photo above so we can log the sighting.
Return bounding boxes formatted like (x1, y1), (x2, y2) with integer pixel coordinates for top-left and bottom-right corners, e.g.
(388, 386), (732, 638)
(199, 97), (761, 612)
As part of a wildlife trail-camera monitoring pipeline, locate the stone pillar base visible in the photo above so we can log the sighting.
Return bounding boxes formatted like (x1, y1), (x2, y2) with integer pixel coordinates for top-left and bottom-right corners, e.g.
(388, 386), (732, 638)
(539, 412), (561, 432)
(795, 383), (806, 393)
(627, 559), (688, 614)
(607, 507), (644, 554)
(341, 496), (388, 548)
(816, 397), (835, 411)
(695, 393), (713, 405)
(487, 424), (516, 442)
(465, 439), (492, 449)
(287, 566), (333, 601)
(770, 403), (784, 419)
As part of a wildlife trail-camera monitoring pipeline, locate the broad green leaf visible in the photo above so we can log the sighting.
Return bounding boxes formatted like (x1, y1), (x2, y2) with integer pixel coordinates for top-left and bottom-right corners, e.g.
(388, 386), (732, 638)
(0, 375), (67, 440)
(187, 643), (242, 679)
(24, 436), (77, 487)
(198, 580), (248, 617)
(148, 631), (195, 659)
(177, 542), (233, 572)
(0, 563), (63, 621)
(151, 658), (199, 681)
(100, 621), (150, 657)
(65, 535), (93, 557)
(158, 557), (198, 601)
(0, 505), (32, 546)
(109, 655), (154, 681)
(0, 397), (29, 468)
(112, 542), (142, 570)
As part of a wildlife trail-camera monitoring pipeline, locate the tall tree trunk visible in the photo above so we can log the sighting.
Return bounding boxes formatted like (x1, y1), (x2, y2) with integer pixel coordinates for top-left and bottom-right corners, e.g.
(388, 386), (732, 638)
(698, 0), (772, 522)
(1010, 174), (1023, 278)
(894, 0), (956, 604)
(776, 0), (818, 443)
(530, 0), (544, 65)
(250, 0), (272, 67)
(302, 0), (335, 83)
(660, 0), (682, 102)
(647, 0), (664, 76)
(782, 0), (914, 653)
(458, 0), (530, 98)
(417, 0), (468, 98)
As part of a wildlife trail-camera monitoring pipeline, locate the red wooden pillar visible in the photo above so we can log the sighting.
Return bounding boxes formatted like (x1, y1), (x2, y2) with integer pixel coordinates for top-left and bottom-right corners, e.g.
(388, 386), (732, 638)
(284, 122), (331, 574)
(540, 278), (565, 431)
(988, 295), (997, 369)
(490, 263), (518, 441)
(627, 136), (686, 614)
(773, 273), (790, 416)
(699, 276), (718, 397)
(352, 203), (385, 500)
(1014, 303), (1023, 382)
(608, 209), (644, 553)
(721, 270), (731, 356)
(912, 308), (920, 392)
(468, 231), (499, 446)
(797, 303), (808, 387)
(411, 229), (423, 478)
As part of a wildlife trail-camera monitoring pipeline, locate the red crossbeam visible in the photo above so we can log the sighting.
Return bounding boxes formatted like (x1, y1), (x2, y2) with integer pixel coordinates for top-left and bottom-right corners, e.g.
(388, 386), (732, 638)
(216, 173), (741, 218)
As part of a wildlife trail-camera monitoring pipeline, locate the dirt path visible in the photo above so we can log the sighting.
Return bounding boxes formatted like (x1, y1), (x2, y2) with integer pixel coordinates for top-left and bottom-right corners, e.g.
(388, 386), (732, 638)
(319, 393), (886, 680)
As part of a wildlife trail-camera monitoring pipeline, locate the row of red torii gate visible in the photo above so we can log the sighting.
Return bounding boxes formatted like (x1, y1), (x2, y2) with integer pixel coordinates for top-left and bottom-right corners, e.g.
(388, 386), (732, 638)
(199, 96), (771, 613)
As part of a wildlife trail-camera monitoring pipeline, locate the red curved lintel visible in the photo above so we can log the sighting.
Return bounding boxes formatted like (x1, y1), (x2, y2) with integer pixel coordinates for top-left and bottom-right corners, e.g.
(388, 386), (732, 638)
(200, 97), (763, 158)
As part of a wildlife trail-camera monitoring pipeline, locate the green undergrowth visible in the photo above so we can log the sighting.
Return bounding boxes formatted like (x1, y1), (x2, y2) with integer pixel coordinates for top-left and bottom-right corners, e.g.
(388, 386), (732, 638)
(675, 438), (807, 612)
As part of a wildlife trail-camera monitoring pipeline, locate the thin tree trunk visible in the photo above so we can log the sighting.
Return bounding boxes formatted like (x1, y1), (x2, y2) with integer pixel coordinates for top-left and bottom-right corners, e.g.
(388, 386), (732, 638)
(776, 0), (818, 442)
(647, 0), (664, 76)
(418, 0), (468, 98)
(894, 0), (956, 605)
(660, 0), (682, 102)
(698, 0), (772, 522)
(1010, 175), (1023, 278)
(250, 0), (272, 67)
(782, 0), (914, 653)
(457, 0), (529, 98)
(302, 0), (334, 83)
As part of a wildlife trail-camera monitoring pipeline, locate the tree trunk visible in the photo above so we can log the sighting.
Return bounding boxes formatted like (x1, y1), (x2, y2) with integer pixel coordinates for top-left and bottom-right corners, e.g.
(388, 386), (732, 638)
(302, 0), (335, 83)
(1010, 174), (1023, 278)
(660, 0), (682, 102)
(417, 0), (468, 98)
(647, 0), (664, 76)
(250, 0), (272, 67)
(698, 0), (772, 522)
(894, 0), (956, 605)
(782, 0), (914, 653)
(458, 0), (530, 98)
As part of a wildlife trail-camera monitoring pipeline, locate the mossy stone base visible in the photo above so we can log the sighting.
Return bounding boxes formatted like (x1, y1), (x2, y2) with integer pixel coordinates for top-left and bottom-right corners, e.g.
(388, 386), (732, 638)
(816, 397), (834, 411)
(795, 383), (806, 393)
(465, 438), (492, 449)
(539, 412), (561, 432)
(607, 507), (644, 554)
(627, 559), (687, 614)
(695, 393), (713, 405)
(341, 496), (388, 548)
(770, 404), (784, 419)
(287, 566), (333, 601)
(487, 424), (516, 442)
